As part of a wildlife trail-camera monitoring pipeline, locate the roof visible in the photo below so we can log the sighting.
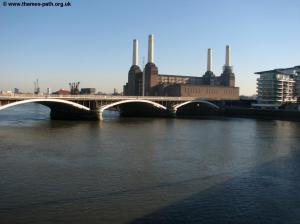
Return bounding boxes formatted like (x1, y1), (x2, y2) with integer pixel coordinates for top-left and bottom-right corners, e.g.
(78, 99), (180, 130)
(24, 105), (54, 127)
(255, 65), (300, 75)
(53, 89), (70, 94)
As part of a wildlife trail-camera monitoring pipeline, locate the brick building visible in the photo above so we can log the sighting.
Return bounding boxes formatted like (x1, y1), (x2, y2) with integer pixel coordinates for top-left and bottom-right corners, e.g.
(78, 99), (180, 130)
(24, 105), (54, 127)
(123, 35), (239, 100)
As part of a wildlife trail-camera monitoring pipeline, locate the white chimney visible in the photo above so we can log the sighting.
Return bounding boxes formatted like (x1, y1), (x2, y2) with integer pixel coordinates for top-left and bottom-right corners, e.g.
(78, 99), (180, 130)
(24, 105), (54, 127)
(148, 34), (154, 63)
(225, 45), (231, 66)
(207, 48), (212, 71)
(133, 39), (138, 66)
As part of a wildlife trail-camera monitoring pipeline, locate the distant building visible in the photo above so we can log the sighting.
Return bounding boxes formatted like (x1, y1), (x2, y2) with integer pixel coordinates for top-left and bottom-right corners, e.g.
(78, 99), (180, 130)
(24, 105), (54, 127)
(52, 89), (70, 95)
(255, 66), (300, 104)
(123, 35), (239, 100)
(14, 88), (20, 94)
(46, 88), (51, 95)
(97, 91), (107, 95)
(80, 88), (96, 95)
(34, 79), (40, 95)
(112, 88), (122, 96)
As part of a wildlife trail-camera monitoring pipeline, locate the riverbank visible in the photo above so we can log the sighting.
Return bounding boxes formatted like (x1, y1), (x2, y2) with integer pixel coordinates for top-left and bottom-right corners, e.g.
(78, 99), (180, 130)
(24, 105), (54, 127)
(175, 107), (300, 122)
(223, 108), (300, 121)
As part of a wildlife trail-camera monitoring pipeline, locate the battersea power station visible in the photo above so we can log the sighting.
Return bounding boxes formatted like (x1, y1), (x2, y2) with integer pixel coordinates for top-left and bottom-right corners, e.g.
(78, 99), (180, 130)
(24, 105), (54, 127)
(123, 34), (239, 99)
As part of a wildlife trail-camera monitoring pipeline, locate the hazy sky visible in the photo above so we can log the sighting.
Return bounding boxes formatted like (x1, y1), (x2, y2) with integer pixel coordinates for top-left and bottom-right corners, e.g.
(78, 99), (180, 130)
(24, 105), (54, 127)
(0, 0), (299, 95)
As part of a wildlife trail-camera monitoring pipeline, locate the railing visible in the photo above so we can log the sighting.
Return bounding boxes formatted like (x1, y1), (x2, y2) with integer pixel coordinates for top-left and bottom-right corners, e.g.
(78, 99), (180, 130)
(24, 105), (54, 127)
(0, 93), (203, 101)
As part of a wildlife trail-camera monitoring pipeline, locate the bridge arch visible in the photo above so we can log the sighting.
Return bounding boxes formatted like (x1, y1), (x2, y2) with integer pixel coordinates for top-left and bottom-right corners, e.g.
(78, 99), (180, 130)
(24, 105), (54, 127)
(99, 99), (167, 113)
(173, 100), (220, 111)
(0, 99), (98, 120)
(0, 99), (90, 111)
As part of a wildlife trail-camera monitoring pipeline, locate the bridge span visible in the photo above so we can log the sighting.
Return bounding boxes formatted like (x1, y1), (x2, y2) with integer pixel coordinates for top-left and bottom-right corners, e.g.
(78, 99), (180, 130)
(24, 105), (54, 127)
(0, 94), (223, 120)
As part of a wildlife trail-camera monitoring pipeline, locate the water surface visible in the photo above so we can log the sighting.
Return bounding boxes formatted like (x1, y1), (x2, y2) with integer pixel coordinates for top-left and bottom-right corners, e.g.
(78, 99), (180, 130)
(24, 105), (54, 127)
(0, 104), (300, 223)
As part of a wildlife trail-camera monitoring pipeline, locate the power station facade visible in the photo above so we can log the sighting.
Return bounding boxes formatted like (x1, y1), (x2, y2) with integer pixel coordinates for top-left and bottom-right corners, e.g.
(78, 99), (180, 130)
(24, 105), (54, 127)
(123, 35), (239, 100)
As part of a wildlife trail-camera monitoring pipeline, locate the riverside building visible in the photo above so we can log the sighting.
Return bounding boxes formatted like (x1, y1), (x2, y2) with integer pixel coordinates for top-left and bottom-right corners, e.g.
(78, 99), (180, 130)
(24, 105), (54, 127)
(296, 69), (300, 102)
(123, 34), (239, 100)
(255, 66), (300, 104)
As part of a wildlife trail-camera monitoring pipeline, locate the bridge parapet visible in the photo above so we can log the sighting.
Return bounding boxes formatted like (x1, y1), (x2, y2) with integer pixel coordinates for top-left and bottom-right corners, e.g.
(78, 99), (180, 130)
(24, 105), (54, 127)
(0, 94), (225, 120)
(0, 93), (205, 102)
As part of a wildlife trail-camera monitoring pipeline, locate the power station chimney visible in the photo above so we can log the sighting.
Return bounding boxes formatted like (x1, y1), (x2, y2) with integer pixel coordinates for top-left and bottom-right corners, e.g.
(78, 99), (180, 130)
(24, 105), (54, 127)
(148, 34), (154, 63)
(133, 39), (138, 66)
(225, 45), (231, 66)
(207, 48), (212, 72)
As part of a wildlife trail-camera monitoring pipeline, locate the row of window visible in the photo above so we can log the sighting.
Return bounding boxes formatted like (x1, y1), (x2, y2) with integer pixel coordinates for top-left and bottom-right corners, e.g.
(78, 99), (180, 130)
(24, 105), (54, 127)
(183, 87), (236, 95)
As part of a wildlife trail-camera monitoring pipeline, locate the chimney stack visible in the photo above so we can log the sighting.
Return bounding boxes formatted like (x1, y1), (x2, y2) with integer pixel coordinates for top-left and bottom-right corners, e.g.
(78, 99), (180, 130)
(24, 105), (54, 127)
(148, 34), (154, 63)
(133, 39), (138, 66)
(207, 48), (212, 72)
(225, 45), (231, 66)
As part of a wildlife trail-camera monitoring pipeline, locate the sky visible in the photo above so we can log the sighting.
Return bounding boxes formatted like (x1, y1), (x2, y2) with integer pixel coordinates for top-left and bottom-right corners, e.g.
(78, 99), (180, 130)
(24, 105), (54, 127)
(0, 0), (299, 95)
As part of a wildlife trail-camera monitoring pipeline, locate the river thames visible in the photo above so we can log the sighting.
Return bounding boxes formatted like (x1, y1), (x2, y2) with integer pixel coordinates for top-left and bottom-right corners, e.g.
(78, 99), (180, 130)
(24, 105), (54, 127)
(1, 103), (300, 223)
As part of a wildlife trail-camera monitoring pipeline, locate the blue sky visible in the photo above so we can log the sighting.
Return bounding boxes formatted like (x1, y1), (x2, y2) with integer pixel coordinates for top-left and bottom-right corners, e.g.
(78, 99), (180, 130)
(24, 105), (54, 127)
(0, 0), (299, 95)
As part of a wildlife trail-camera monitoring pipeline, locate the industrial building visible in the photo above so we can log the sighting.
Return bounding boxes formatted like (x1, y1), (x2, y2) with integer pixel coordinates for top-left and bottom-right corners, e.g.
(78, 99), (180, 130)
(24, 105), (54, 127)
(123, 34), (239, 100)
(255, 66), (300, 104)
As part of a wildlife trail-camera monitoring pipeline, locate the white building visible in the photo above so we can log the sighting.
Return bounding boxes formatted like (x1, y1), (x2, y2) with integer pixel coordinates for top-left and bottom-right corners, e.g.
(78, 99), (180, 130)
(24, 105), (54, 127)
(296, 69), (300, 100)
(255, 66), (300, 104)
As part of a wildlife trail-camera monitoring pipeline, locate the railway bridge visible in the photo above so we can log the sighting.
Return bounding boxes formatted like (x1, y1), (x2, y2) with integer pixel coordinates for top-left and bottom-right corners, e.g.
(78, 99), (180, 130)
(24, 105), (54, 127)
(0, 94), (224, 120)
